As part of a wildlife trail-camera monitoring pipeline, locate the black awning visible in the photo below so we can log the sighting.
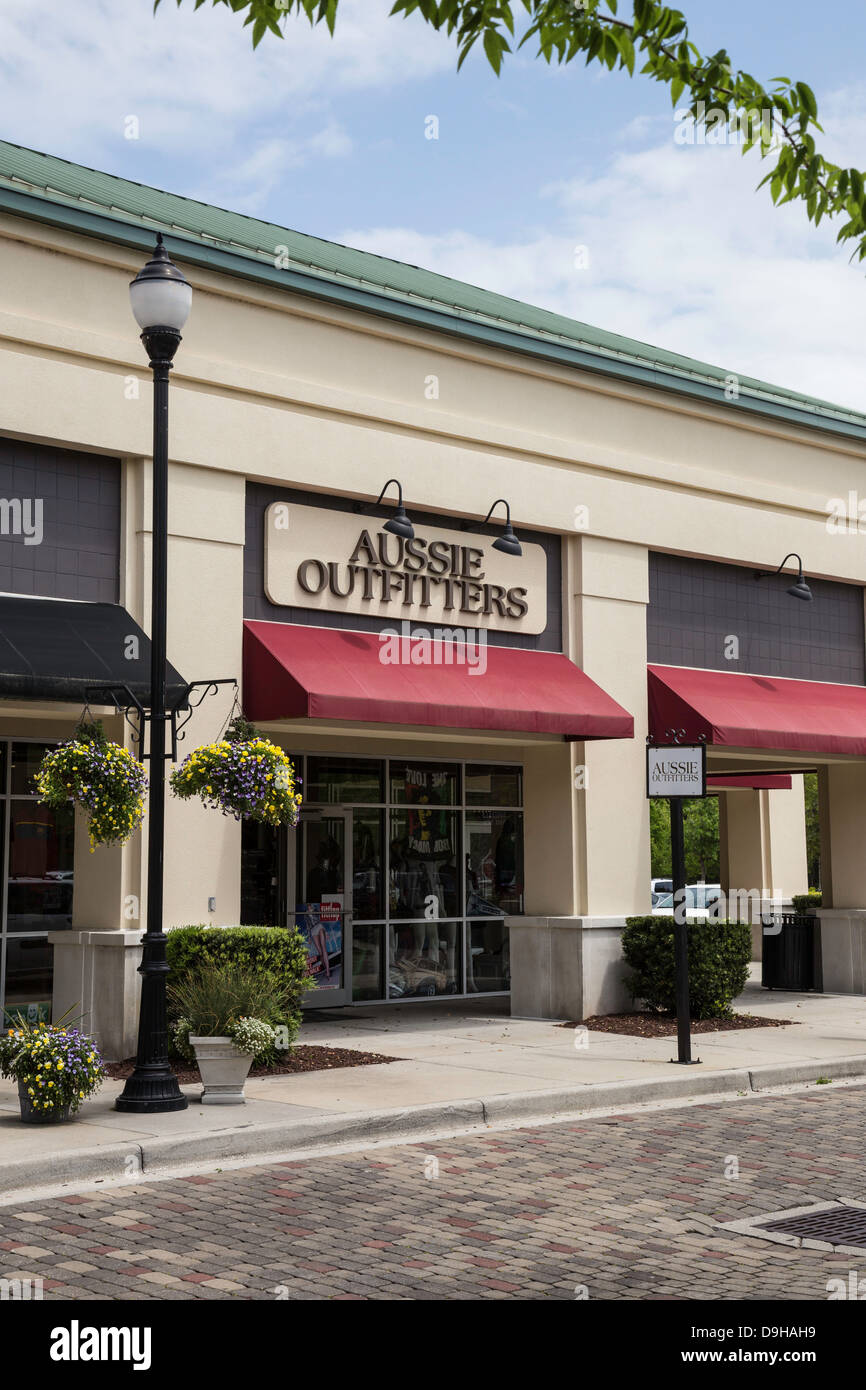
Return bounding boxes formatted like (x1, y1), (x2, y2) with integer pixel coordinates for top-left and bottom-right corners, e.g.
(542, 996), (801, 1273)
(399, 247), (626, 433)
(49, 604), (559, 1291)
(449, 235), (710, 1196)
(0, 596), (188, 707)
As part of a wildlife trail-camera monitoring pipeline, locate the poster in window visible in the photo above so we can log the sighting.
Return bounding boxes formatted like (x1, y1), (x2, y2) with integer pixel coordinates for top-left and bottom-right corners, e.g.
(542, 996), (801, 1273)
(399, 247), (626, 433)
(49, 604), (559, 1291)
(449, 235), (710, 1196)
(296, 895), (343, 990)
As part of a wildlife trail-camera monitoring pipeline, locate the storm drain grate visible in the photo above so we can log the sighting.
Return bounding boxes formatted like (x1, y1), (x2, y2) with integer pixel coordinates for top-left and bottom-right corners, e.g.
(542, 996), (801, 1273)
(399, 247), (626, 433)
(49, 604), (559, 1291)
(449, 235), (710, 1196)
(759, 1206), (866, 1246)
(720, 1200), (866, 1251)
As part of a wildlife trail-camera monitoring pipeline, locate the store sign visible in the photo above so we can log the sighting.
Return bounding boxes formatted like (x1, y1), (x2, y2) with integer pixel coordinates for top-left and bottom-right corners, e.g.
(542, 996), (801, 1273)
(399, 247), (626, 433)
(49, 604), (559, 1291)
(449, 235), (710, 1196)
(646, 744), (706, 798)
(264, 502), (548, 636)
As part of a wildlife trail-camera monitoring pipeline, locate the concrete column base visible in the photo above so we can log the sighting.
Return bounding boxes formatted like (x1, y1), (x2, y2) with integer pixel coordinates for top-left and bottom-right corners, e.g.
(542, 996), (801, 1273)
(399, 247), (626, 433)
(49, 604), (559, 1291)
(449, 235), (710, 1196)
(815, 910), (866, 994)
(506, 916), (631, 1021)
(47, 930), (143, 1061)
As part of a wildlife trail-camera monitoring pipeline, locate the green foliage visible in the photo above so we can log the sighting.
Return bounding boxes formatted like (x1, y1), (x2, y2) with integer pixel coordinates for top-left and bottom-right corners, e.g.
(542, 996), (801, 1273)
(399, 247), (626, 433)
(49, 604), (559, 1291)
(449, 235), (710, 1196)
(649, 796), (670, 878)
(169, 964), (291, 1061)
(155, 0), (866, 264)
(649, 795), (719, 882)
(803, 772), (821, 890)
(166, 924), (310, 1056)
(792, 890), (821, 915)
(622, 915), (751, 1019)
(224, 714), (261, 744)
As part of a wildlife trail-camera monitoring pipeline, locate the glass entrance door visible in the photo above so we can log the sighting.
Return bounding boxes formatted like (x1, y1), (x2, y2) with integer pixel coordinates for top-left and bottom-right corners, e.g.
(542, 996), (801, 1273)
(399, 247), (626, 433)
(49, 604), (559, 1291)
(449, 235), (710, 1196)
(293, 811), (352, 1007)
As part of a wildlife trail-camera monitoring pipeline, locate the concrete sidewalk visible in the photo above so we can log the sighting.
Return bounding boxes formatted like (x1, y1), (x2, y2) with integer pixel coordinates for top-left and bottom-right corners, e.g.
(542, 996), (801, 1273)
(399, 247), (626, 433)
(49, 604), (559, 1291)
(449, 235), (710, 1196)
(1, 971), (865, 1197)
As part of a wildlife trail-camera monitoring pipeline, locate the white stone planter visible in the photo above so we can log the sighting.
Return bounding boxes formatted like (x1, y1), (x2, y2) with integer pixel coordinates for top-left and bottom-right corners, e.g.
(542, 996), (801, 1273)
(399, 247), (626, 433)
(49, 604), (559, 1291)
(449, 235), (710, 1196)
(190, 1036), (254, 1105)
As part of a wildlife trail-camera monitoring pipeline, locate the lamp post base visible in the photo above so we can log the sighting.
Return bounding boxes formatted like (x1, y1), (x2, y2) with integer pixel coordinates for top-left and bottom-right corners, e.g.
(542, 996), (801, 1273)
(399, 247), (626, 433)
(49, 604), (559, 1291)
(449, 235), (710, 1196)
(115, 1067), (188, 1113)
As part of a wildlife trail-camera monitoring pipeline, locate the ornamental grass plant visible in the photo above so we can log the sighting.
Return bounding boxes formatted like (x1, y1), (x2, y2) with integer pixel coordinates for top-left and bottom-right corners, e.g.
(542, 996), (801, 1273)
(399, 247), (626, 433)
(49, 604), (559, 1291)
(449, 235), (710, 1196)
(168, 962), (295, 1064)
(34, 720), (147, 851)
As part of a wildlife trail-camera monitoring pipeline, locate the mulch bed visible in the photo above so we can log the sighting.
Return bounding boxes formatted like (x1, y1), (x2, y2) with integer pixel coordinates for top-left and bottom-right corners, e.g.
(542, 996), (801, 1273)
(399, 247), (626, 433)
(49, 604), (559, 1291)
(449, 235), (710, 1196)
(104, 1044), (399, 1084)
(558, 1012), (797, 1038)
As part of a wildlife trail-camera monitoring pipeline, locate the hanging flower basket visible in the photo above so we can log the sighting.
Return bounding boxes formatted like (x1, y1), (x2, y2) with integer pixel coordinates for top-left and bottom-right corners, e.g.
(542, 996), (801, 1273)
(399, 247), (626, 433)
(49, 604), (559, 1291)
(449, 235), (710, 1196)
(34, 721), (147, 851)
(169, 716), (302, 827)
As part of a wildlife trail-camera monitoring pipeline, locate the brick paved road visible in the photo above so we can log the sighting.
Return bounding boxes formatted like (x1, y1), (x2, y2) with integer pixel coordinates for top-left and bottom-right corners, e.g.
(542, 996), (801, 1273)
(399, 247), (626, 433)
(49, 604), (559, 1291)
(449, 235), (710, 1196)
(2, 1086), (865, 1300)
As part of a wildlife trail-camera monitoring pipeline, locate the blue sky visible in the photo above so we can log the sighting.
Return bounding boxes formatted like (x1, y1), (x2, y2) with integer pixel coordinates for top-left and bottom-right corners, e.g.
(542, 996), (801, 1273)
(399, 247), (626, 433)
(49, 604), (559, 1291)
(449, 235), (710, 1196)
(2, 0), (866, 407)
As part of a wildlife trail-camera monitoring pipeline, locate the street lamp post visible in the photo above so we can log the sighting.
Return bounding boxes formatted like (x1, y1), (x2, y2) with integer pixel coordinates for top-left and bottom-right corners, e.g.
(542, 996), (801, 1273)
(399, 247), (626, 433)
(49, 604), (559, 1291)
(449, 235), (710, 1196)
(116, 235), (192, 1114)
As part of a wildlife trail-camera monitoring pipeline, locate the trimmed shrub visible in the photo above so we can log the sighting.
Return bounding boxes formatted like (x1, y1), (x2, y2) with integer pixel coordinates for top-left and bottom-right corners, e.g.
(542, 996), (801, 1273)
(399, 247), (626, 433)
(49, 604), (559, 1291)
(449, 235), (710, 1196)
(622, 916), (751, 1020)
(792, 891), (822, 915)
(166, 925), (309, 1053)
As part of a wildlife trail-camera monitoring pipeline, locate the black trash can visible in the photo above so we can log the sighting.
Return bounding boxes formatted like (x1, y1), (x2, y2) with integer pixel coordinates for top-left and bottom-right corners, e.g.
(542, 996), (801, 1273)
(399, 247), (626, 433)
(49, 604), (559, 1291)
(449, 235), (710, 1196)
(761, 913), (817, 990)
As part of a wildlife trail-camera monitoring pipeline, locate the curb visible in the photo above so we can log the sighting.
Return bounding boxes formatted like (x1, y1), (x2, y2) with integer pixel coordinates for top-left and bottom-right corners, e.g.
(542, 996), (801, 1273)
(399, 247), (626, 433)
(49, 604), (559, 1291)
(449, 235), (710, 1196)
(3, 1054), (866, 1198)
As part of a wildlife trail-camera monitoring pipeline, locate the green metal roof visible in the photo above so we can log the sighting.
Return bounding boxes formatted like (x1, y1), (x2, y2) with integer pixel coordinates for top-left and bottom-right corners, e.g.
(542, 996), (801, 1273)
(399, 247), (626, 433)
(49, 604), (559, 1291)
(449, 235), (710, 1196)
(1, 138), (865, 440)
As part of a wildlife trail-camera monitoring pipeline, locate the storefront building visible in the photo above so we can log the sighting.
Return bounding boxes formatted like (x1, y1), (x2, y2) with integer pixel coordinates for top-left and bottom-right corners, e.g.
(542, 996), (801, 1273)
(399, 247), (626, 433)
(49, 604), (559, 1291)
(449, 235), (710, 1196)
(2, 141), (866, 1056)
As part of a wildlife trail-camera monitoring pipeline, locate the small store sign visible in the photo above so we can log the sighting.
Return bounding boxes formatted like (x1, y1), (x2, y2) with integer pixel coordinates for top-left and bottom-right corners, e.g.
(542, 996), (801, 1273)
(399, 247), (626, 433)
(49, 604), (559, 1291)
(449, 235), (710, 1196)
(646, 743), (706, 798)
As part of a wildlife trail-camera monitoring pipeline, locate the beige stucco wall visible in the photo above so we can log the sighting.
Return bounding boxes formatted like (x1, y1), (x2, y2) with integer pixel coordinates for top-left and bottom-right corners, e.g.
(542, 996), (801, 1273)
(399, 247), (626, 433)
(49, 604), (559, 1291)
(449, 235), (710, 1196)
(0, 211), (862, 1021)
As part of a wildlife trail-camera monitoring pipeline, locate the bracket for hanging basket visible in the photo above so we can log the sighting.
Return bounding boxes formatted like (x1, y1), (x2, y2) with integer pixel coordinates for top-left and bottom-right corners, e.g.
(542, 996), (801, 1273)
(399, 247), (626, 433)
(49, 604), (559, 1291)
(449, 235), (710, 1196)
(83, 678), (238, 761)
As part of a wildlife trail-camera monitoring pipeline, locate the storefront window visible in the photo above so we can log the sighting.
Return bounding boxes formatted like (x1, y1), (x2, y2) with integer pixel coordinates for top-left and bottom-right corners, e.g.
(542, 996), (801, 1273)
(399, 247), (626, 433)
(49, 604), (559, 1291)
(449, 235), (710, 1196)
(11, 741), (52, 795)
(465, 763), (523, 807)
(389, 919), (459, 999)
(389, 760), (459, 806)
(4, 936), (54, 1023)
(1, 741), (75, 1024)
(352, 924), (384, 1001)
(240, 820), (282, 926)
(7, 800), (74, 932)
(239, 753), (523, 1005)
(465, 811), (524, 916)
(353, 808), (383, 920)
(297, 816), (346, 991)
(389, 807), (459, 920)
(466, 921), (510, 993)
(306, 756), (383, 804)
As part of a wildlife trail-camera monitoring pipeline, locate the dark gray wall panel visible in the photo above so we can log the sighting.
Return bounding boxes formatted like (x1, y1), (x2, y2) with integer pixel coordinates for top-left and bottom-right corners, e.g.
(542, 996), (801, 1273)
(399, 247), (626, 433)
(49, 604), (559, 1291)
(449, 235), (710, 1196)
(0, 438), (120, 603)
(648, 551), (865, 685)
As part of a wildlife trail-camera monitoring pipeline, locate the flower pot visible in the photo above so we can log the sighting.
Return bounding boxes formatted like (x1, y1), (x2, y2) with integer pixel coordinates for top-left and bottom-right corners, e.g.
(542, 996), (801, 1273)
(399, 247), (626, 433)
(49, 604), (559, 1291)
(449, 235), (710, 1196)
(190, 1036), (254, 1105)
(17, 1080), (71, 1124)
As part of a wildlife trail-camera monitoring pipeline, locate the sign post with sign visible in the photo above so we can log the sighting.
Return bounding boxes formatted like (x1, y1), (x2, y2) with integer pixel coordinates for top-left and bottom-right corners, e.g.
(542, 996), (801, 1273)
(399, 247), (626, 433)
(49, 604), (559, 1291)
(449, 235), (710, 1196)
(647, 737), (707, 1065)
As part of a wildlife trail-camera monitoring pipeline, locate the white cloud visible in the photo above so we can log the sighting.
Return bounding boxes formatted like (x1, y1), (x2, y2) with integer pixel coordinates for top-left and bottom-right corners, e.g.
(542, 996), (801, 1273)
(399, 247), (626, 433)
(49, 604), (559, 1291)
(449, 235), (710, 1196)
(2, 3), (864, 413)
(344, 113), (866, 412)
(0, 0), (450, 201)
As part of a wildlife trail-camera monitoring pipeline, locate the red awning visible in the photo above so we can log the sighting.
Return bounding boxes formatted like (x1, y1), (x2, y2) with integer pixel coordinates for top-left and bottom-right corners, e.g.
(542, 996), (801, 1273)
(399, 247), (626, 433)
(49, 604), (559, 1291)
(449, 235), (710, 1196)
(706, 773), (793, 790)
(244, 622), (634, 739)
(649, 664), (866, 757)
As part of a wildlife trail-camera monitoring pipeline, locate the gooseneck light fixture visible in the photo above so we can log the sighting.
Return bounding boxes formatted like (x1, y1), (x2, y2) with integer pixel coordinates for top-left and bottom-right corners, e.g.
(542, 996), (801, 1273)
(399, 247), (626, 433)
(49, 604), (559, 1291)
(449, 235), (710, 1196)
(482, 498), (522, 557)
(372, 479), (415, 540)
(754, 553), (813, 603)
(116, 234), (192, 1115)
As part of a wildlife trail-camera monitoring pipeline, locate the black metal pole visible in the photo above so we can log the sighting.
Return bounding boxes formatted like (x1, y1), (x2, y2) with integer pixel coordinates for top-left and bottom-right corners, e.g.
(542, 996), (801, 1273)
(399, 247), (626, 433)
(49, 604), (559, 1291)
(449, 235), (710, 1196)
(669, 795), (695, 1065)
(116, 330), (187, 1113)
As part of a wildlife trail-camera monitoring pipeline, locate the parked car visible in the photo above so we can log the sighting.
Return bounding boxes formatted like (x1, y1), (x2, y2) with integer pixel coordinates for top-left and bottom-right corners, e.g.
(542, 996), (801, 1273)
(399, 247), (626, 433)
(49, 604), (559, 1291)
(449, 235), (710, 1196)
(652, 883), (723, 919)
(650, 877), (673, 907)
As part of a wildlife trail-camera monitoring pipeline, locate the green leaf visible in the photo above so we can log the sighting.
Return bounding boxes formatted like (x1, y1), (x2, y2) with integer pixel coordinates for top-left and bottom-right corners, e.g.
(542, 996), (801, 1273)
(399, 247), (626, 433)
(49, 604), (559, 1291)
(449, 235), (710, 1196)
(795, 81), (818, 117)
(483, 27), (506, 74)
